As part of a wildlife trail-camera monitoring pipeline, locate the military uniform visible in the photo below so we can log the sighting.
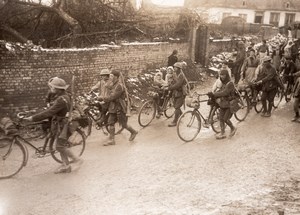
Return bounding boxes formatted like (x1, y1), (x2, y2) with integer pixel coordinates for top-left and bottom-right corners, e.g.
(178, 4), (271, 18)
(32, 91), (70, 147)
(103, 75), (137, 145)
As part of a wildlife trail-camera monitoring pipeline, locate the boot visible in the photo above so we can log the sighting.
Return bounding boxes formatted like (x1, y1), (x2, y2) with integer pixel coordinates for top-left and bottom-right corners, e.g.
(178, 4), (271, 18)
(156, 106), (163, 119)
(291, 112), (299, 122)
(104, 126), (115, 146)
(127, 126), (138, 141)
(168, 109), (181, 127)
(229, 127), (237, 137)
(265, 102), (273, 117)
(216, 122), (226, 139)
(54, 164), (71, 174)
(261, 99), (267, 117)
(216, 133), (226, 139)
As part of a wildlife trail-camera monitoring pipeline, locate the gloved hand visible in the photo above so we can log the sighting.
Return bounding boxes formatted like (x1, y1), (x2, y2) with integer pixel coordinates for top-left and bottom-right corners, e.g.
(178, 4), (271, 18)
(207, 91), (214, 98)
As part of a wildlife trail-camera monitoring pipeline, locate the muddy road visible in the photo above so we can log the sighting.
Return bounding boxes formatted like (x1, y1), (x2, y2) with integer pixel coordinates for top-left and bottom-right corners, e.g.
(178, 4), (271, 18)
(1, 80), (300, 215)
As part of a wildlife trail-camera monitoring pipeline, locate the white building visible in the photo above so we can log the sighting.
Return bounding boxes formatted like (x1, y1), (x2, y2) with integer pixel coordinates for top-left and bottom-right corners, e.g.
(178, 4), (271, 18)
(185, 0), (300, 27)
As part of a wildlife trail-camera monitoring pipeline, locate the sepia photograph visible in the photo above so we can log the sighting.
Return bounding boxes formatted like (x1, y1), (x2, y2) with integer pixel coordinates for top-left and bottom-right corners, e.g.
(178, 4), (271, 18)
(0, 0), (300, 214)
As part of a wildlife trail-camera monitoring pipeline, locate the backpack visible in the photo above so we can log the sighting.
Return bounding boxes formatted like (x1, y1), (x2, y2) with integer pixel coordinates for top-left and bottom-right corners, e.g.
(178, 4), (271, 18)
(0, 117), (18, 136)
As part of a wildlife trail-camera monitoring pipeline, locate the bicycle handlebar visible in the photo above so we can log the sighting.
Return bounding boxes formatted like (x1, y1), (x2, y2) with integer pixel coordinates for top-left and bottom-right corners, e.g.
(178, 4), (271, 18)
(17, 109), (38, 119)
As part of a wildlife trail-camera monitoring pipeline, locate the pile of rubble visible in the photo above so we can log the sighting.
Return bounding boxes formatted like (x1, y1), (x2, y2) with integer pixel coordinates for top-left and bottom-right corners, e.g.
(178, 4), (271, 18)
(208, 34), (289, 73)
(208, 52), (236, 72)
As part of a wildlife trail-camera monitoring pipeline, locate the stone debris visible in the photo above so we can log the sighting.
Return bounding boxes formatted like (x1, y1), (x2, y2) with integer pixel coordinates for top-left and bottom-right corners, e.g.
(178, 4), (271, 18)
(208, 34), (290, 73)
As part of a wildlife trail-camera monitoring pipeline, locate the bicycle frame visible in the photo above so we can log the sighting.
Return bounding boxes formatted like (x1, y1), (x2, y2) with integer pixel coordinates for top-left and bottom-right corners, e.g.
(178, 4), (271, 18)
(188, 93), (215, 125)
(160, 91), (173, 112)
(176, 93), (222, 142)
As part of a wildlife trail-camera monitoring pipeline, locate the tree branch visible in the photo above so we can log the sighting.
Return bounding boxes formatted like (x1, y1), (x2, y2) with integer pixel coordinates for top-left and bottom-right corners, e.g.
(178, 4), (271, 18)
(28, 11), (44, 37)
(0, 23), (28, 43)
(11, 0), (82, 34)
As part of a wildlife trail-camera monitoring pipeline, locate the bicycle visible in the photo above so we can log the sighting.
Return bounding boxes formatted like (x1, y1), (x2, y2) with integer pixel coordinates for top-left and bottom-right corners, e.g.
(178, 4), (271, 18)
(138, 87), (174, 127)
(0, 116), (86, 179)
(16, 109), (51, 139)
(76, 92), (124, 137)
(234, 83), (265, 121)
(176, 92), (222, 142)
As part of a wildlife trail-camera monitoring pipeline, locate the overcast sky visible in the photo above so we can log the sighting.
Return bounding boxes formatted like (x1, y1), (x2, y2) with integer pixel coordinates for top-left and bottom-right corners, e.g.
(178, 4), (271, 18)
(40, 0), (184, 7)
(151, 0), (184, 6)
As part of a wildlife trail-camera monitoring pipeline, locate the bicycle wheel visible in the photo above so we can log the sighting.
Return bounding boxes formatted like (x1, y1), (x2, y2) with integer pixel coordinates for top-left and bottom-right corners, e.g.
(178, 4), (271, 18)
(273, 88), (284, 108)
(86, 117), (93, 137)
(163, 97), (175, 118)
(138, 100), (156, 127)
(210, 107), (222, 134)
(254, 91), (263, 113)
(177, 110), (201, 142)
(234, 94), (250, 122)
(50, 129), (86, 163)
(0, 138), (26, 179)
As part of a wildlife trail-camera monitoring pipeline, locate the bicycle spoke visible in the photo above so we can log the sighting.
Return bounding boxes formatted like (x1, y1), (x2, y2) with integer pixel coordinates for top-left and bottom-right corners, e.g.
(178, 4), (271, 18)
(164, 98), (175, 118)
(273, 89), (283, 108)
(138, 100), (156, 127)
(254, 91), (263, 113)
(211, 108), (222, 133)
(234, 95), (249, 121)
(177, 111), (201, 142)
(50, 129), (86, 163)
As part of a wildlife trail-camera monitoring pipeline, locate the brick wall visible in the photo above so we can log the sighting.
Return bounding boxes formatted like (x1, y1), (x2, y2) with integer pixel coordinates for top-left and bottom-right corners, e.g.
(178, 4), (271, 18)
(0, 42), (190, 115)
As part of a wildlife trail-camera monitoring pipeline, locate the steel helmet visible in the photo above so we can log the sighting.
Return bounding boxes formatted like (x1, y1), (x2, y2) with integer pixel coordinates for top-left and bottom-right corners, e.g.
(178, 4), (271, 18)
(173, 62), (183, 69)
(100, 68), (111, 76)
(48, 77), (69, 90)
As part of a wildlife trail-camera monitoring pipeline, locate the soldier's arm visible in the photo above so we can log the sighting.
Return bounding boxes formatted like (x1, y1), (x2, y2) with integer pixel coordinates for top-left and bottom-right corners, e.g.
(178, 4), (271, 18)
(168, 75), (185, 90)
(103, 85), (124, 102)
(214, 82), (235, 97)
(261, 68), (276, 83)
(31, 97), (67, 122)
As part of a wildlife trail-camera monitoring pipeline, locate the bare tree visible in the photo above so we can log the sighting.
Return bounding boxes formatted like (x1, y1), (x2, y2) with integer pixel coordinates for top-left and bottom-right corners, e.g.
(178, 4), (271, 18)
(0, 0), (82, 43)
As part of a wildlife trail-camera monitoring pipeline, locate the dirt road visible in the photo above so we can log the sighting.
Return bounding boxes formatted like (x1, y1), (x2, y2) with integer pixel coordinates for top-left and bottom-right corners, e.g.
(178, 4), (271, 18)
(1, 79), (300, 215)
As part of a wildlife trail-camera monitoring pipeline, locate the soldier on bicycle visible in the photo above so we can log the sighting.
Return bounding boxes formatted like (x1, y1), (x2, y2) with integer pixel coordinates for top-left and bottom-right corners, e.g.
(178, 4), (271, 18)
(24, 77), (83, 174)
(90, 68), (111, 126)
(208, 69), (237, 139)
(256, 56), (279, 117)
(101, 70), (138, 146)
(166, 62), (187, 127)
(280, 56), (297, 85)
